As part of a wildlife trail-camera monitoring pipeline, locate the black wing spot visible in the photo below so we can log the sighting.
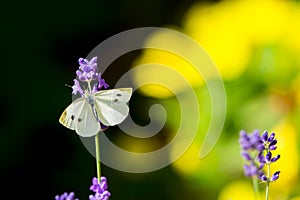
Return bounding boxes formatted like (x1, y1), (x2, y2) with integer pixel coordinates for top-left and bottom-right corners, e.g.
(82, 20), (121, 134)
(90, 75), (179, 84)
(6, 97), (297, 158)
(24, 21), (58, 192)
(71, 115), (75, 120)
(116, 94), (122, 97)
(78, 118), (82, 122)
(114, 99), (118, 102)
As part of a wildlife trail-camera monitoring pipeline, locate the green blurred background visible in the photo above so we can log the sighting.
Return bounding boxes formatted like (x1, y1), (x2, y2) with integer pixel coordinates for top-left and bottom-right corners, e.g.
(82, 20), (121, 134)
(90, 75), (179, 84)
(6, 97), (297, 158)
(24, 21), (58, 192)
(1, 0), (300, 199)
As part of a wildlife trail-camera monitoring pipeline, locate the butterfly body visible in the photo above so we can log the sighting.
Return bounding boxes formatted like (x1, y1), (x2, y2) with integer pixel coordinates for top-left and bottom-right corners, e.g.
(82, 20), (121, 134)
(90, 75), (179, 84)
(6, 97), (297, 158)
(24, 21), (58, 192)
(59, 88), (132, 137)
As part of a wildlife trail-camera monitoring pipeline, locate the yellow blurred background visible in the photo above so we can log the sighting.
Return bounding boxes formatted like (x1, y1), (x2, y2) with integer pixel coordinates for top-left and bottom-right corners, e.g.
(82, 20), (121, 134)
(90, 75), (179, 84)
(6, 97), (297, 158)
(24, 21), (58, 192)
(129, 0), (300, 199)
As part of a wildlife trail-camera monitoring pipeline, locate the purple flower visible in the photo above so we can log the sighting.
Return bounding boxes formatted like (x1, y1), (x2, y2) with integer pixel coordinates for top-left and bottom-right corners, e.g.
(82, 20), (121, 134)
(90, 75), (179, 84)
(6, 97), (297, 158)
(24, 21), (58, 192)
(266, 151), (272, 162)
(239, 130), (264, 178)
(270, 171), (280, 182)
(79, 57), (97, 72)
(77, 57), (99, 82)
(55, 177), (111, 200)
(71, 57), (110, 96)
(268, 133), (275, 142)
(89, 177), (111, 200)
(259, 131), (278, 151)
(55, 192), (78, 200)
(241, 151), (251, 161)
(72, 79), (84, 97)
(239, 130), (261, 151)
(271, 154), (280, 163)
(92, 74), (109, 93)
(89, 191), (111, 200)
(257, 141), (280, 165)
(260, 174), (268, 182)
(269, 139), (277, 150)
(243, 163), (259, 177)
(239, 129), (281, 183)
(261, 131), (268, 142)
(259, 171), (281, 182)
(257, 151), (265, 164)
(98, 74), (109, 90)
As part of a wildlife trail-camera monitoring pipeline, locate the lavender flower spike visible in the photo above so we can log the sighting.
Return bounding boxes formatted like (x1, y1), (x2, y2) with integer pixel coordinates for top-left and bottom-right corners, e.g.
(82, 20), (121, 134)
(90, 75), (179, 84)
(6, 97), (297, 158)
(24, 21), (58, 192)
(55, 192), (79, 200)
(77, 57), (99, 82)
(72, 56), (110, 96)
(89, 177), (111, 200)
(240, 129), (281, 200)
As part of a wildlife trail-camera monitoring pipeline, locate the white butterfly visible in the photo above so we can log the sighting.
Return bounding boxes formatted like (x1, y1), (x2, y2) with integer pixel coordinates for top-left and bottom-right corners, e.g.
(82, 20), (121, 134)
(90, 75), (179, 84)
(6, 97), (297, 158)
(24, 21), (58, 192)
(59, 88), (132, 137)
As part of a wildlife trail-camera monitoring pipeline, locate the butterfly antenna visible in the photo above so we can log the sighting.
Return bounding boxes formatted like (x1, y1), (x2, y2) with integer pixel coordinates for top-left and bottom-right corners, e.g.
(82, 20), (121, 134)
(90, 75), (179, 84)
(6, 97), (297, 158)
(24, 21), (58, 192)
(65, 84), (73, 88)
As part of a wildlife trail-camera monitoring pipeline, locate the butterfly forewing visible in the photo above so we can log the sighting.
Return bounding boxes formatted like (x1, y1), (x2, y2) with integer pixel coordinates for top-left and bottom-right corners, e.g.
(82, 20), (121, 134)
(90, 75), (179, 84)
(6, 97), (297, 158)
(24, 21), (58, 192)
(59, 97), (100, 137)
(59, 98), (86, 130)
(94, 88), (132, 103)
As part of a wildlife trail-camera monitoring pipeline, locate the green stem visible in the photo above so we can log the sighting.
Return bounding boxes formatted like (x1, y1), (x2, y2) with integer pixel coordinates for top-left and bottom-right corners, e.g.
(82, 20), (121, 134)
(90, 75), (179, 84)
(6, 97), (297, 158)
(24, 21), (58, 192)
(252, 177), (259, 200)
(95, 133), (101, 183)
(88, 80), (92, 93)
(266, 184), (269, 200)
(265, 163), (270, 200)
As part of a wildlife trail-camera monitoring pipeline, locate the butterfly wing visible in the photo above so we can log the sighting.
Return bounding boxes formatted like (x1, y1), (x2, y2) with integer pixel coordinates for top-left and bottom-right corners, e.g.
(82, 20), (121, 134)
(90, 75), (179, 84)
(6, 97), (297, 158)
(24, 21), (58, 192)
(59, 98), (100, 137)
(75, 100), (100, 137)
(94, 88), (132, 126)
(59, 98), (85, 130)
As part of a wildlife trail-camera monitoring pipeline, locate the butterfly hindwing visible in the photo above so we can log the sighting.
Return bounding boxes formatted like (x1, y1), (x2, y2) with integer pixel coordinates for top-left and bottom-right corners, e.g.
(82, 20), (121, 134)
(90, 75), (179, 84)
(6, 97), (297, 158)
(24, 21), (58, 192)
(75, 100), (100, 137)
(94, 88), (132, 126)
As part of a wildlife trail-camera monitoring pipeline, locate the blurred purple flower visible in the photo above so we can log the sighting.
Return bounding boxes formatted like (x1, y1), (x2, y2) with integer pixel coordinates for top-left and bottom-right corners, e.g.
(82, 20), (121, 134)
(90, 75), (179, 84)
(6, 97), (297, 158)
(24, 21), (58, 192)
(55, 192), (78, 200)
(239, 130), (264, 178)
(243, 163), (258, 177)
(239, 130), (261, 151)
(241, 151), (251, 161)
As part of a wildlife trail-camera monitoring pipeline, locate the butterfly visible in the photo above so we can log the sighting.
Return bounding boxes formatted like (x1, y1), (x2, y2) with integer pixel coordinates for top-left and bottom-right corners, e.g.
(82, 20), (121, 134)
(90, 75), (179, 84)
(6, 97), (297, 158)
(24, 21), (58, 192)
(59, 88), (132, 137)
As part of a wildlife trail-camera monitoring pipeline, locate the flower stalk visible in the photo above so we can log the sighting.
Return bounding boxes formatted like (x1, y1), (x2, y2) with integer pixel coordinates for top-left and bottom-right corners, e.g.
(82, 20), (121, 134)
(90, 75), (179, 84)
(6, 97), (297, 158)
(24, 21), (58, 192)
(95, 133), (101, 184)
(252, 177), (259, 200)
